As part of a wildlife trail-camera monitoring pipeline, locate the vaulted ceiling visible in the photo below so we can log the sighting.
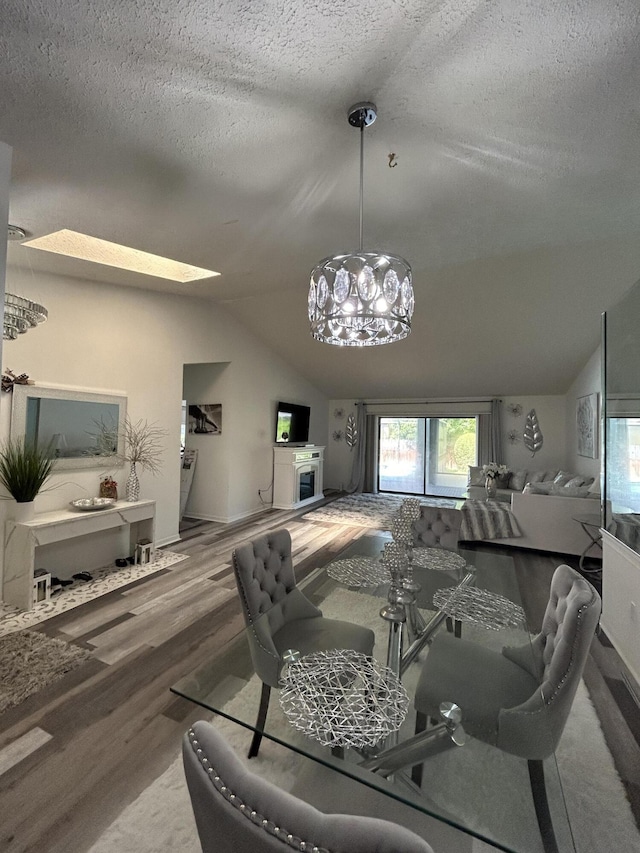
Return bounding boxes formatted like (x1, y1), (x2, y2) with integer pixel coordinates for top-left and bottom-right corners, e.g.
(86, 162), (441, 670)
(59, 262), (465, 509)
(2, 0), (640, 398)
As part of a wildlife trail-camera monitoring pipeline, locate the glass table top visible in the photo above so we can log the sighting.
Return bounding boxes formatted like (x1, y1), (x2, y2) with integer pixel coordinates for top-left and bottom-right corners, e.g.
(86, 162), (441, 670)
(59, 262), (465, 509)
(172, 532), (575, 853)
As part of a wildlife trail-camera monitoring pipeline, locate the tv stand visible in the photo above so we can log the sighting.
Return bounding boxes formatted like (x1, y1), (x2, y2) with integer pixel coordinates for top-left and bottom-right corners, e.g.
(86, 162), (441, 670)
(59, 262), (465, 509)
(272, 446), (324, 510)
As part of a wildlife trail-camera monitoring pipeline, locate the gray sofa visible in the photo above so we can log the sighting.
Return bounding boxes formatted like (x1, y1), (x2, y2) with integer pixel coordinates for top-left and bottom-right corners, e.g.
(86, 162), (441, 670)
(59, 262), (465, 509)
(466, 466), (601, 556)
(467, 466), (597, 501)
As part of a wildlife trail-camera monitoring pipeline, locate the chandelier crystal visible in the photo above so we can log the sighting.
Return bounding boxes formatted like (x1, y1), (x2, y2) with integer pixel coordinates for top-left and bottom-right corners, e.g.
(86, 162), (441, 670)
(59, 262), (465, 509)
(3, 226), (49, 340)
(309, 103), (414, 346)
(3, 293), (48, 341)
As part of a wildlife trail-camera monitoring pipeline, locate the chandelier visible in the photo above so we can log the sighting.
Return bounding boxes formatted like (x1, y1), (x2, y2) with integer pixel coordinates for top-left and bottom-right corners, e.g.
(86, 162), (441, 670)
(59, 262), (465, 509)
(3, 226), (48, 340)
(308, 103), (414, 346)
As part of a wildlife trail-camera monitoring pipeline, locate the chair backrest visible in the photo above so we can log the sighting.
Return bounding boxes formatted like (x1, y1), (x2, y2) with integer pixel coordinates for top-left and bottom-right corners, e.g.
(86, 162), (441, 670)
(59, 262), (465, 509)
(412, 506), (462, 550)
(183, 721), (435, 853)
(233, 528), (297, 625)
(232, 528), (322, 687)
(499, 564), (601, 758)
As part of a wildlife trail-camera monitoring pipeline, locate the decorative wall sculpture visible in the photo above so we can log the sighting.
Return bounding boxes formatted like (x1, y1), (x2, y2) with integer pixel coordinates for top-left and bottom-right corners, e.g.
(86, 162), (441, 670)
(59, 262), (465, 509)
(345, 413), (358, 448)
(523, 409), (543, 455)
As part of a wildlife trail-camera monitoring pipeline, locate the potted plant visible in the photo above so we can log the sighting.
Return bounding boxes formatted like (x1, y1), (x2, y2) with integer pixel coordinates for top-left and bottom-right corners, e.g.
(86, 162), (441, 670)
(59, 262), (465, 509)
(0, 438), (55, 520)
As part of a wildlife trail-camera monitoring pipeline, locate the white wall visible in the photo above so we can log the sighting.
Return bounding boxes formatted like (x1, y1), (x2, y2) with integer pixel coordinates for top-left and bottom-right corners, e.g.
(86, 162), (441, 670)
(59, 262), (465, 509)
(564, 347), (602, 483)
(324, 399), (359, 491)
(0, 268), (328, 547)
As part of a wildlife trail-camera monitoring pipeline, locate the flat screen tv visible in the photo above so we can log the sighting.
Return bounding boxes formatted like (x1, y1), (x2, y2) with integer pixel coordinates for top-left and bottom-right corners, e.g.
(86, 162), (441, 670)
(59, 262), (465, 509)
(275, 401), (310, 445)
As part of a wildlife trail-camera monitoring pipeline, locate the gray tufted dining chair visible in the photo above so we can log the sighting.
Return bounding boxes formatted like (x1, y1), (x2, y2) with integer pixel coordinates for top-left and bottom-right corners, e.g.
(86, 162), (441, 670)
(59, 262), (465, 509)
(411, 507), (462, 551)
(232, 528), (375, 758)
(183, 721), (436, 853)
(412, 563), (601, 853)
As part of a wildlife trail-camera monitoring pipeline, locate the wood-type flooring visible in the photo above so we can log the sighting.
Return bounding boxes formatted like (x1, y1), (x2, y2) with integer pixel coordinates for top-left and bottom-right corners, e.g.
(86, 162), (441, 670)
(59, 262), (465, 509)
(0, 497), (637, 852)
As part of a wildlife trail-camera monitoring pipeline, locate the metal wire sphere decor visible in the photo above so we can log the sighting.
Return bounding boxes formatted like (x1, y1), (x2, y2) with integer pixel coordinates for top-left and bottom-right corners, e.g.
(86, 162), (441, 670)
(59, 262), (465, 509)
(279, 649), (409, 749)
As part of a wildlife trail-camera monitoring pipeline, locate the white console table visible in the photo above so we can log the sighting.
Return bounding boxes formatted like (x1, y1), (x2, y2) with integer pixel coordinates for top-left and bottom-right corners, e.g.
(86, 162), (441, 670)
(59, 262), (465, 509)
(272, 446), (324, 510)
(3, 499), (156, 611)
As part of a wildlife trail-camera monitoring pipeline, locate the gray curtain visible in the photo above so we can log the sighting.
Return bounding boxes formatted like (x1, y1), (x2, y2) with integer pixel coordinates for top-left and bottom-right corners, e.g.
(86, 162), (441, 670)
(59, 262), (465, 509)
(346, 402), (368, 493)
(477, 399), (504, 466)
(491, 398), (504, 464)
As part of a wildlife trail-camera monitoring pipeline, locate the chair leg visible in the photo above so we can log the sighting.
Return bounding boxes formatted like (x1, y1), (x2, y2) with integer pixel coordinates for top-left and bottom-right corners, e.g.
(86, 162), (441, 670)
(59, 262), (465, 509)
(248, 682), (271, 759)
(528, 759), (559, 853)
(411, 711), (428, 786)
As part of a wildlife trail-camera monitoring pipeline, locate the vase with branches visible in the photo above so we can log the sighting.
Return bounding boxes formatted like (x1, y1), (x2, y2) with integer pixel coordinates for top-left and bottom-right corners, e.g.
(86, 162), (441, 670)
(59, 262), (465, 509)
(95, 416), (166, 502)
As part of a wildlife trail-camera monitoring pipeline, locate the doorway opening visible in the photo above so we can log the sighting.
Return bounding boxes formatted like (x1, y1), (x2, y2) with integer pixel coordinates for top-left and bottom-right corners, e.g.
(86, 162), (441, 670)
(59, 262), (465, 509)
(378, 417), (477, 497)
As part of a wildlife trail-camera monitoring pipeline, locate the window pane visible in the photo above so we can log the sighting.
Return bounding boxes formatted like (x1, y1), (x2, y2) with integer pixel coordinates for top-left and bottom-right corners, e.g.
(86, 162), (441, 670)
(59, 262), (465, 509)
(378, 418), (425, 494)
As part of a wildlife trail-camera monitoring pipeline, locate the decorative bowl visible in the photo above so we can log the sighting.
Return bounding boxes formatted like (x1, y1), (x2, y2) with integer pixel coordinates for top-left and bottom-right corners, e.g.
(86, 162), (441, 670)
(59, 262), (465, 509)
(70, 497), (116, 512)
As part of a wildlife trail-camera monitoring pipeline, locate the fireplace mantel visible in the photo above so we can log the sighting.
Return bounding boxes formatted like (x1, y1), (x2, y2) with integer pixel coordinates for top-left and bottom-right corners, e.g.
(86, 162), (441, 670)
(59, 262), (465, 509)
(272, 446), (324, 510)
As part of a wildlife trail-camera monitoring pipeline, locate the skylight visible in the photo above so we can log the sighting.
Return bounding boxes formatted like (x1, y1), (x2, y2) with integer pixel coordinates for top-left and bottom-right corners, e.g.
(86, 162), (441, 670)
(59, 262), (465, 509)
(23, 229), (220, 283)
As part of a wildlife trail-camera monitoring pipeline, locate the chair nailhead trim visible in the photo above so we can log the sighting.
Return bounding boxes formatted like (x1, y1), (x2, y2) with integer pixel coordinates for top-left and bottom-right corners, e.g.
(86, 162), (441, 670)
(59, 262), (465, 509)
(188, 728), (332, 853)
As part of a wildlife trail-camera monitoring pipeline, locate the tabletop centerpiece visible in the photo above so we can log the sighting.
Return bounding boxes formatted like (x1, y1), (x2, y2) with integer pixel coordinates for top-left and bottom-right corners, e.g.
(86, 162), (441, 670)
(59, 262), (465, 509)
(481, 462), (509, 500)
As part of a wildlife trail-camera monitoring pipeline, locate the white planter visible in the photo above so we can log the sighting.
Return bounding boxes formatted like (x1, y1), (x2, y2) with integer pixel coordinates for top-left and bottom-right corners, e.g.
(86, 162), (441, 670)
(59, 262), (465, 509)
(9, 500), (36, 522)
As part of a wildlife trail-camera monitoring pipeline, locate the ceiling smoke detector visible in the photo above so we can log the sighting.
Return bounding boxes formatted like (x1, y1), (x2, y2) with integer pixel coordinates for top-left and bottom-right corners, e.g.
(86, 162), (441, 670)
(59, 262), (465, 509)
(7, 225), (27, 241)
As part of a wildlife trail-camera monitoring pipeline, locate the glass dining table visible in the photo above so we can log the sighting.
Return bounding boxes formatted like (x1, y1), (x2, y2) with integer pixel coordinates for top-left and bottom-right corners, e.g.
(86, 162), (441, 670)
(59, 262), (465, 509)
(171, 531), (576, 853)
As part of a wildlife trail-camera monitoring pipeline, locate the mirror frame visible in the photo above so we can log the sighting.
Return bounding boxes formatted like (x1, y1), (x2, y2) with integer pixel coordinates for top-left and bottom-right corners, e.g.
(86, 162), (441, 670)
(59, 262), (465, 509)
(11, 385), (127, 471)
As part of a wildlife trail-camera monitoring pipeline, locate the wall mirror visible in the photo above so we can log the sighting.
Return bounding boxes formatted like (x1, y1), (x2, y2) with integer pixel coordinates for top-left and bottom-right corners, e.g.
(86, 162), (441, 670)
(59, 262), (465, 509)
(11, 385), (127, 470)
(604, 277), (640, 556)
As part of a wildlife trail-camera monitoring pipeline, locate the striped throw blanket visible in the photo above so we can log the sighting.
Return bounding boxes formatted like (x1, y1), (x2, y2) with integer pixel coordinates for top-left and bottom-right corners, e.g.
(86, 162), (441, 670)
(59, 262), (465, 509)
(460, 499), (521, 541)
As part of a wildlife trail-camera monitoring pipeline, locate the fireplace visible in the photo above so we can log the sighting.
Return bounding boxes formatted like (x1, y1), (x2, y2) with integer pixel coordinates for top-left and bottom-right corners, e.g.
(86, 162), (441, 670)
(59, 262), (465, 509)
(272, 446), (325, 510)
(298, 469), (315, 502)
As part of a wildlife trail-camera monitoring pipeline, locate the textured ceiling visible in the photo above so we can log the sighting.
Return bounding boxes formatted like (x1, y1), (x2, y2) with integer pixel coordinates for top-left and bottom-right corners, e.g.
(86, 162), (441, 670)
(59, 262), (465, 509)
(2, 0), (640, 398)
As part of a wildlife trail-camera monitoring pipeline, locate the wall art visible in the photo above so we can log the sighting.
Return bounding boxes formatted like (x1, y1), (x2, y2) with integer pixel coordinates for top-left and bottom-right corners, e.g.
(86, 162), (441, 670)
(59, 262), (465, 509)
(188, 403), (222, 435)
(576, 393), (598, 458)
(345, 413), (358, 448)
(523, 409), (543, 456)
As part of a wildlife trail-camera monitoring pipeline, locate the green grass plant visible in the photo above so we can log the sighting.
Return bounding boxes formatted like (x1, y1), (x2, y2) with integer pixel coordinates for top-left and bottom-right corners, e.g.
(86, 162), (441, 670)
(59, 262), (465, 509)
(0, 439), (54, 502)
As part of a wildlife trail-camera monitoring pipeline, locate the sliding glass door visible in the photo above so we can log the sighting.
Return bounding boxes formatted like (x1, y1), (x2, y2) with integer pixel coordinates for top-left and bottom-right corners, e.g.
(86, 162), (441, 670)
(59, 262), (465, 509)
(378, 417), (477, 497)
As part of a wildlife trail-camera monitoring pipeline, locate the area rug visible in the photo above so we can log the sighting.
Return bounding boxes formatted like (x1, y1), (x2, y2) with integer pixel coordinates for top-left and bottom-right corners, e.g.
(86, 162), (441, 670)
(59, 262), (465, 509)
(0, 550), (189, 637)
(304, 493), (458, 529)
(0, 629), (91, 713)
(89, 588), (640, 853)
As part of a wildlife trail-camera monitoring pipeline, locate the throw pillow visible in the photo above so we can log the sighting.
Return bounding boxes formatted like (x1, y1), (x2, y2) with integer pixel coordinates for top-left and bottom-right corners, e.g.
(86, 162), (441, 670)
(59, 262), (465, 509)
(510, 470), (528, 491)
(495, 473), (511, 489)
(550, 484), (591, 498)
(565, 476), (587, 488)
(588, 477), (601, 495)
(528, 483), (552, 495)
(468, 466), (485, 487)
(529, 471), (548, 484)
(544, 470), (559, 482)
(553, 471), (573, 486)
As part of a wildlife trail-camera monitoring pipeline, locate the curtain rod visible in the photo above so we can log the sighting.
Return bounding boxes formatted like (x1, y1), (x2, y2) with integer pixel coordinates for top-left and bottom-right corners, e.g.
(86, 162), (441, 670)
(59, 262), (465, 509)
(357, 398), (500, 405)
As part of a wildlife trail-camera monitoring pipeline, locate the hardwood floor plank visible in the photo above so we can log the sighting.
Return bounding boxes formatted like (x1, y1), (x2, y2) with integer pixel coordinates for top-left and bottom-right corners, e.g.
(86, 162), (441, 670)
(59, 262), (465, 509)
(0, 727), (52, 777)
